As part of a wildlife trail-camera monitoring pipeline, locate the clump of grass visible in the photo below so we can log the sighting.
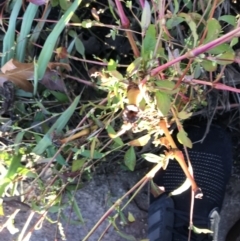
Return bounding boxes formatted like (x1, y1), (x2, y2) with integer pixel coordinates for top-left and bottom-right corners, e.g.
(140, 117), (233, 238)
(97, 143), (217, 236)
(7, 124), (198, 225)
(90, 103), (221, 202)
(0, 0), (240, 240)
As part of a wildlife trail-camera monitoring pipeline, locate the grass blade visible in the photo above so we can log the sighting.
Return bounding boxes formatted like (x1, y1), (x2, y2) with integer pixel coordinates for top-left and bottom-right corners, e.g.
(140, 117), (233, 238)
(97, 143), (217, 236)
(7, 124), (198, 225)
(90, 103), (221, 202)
(1, 0), (22, 66)
(33, 95), (80, 154)
(37, 0), (82, 80)
(16, 3), (39, 62)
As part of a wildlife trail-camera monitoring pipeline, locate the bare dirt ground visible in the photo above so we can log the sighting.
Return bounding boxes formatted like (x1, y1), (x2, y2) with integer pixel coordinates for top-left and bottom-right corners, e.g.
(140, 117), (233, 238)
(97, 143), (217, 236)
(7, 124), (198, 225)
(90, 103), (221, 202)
(0, 169), (240, 241)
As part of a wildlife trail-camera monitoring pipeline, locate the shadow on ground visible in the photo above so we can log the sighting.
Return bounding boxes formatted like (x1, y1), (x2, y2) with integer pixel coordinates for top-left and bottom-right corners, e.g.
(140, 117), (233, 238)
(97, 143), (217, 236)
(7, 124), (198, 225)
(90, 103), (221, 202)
(0, 169), (240, 241)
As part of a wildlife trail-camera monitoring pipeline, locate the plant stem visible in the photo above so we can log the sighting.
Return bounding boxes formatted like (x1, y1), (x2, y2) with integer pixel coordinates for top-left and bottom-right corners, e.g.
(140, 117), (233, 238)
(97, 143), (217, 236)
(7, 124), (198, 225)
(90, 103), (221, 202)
(150, 26), (240, 76)
(159, 119), (201, 196)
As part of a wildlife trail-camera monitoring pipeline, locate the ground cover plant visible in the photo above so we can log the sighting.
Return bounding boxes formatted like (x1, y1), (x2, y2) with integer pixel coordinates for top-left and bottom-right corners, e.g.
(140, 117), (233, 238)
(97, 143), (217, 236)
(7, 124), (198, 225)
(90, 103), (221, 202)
(1, 0), (240, 240)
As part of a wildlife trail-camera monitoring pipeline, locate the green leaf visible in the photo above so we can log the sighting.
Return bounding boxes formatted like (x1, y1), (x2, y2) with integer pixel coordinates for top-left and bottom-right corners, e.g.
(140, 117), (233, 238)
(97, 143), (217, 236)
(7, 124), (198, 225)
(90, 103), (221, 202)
(82, 20), (93, 28)
(51, 0), (59, 7)
(59, 0), (70, 10)
(155, 91), (171, 116)
(191, 225), (213, 234)
(108, 59), (117, 71)
(1, 0), (22, 65)
(178, 13), (198, 46)
(207, 43), (233, 55)
(51, 91), (68, 102)
(142, 153), (164, 163)
(116, 231), (137, 241)
(230, 37), (238, 47)
(156, 80), (175, 89)
(37, 0), (82, 80)
(173, 0), (179, 14)
(0, 155), (22, 196)
(219, 15), (236, 27)
(126, 57), (142, 76)
(216, 51), (235, 65)
(75, 37), (85, 56)
(67, 192), (84, 223)
(16, 3), (39, 62)
(166, 16), (184, 29)
(78, 150), (104, 159)
(141, 0), (151, 31)
(128, 212), (135, 222)
(141, 24), (156, 58)
(46, 146), (67, 166)
(204, 18), (221, 44)
(177, 130), (192, 148)
(200, 60), (217, 72)
(106, 125), (124, 146)
(14, 131), (25, 154)
(72, 159), (86, 172)
(124, 146), (136, 171)
(33, 95), (80, 154)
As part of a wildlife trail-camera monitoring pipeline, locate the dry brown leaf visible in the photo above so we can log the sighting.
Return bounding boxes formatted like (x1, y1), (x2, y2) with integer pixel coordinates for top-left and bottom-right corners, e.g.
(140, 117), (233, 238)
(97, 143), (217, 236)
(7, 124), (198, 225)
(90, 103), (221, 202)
(40, 70), (66, 92)
(48, 62), (71, 71)
(0, 59), (34, 92)
(159, 136), (171, 149)
(0, 59), (71, 93)
(129, 134), (150, 146)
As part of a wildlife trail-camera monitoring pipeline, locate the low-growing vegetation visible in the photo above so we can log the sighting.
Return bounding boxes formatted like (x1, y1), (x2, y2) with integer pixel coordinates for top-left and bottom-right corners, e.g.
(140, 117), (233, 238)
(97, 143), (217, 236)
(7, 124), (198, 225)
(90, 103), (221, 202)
(0, 0), (240, 240)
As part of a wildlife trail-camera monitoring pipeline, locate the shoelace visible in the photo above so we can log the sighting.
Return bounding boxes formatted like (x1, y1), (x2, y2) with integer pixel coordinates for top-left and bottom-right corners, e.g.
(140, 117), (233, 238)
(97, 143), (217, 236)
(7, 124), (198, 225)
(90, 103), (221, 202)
(166, 207), (213, 241)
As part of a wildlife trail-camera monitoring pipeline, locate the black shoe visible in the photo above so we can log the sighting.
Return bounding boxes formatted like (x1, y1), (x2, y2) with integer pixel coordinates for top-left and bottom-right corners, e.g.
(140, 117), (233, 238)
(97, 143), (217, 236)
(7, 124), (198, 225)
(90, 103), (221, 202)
(148, 124), (232, 241)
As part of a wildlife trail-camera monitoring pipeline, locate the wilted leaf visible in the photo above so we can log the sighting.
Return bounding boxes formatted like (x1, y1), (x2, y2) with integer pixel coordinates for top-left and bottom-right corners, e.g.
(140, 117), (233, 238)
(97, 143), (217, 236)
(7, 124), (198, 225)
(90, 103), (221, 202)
(141, 0), (151, 31)
(0, 59), (71, 92)
(177, 130), (192, 148)
(155, 91), (171, 116)
(91, 7), (99, 21)
(128, 212), (135, 222)
(129, 134), (150, 146)
(170, 178), (191, 196)
(191, 225), (213, 234)
(178, 111), (192, 120)
(0, 59), (34, 92)
(40, 70), (66, 92)
(159, 137), (171, 148)
(150, 180), (165, 198)
(124, 146), (136, 171)
(56, 47), (68, 59)
(142, 153), (164, 163)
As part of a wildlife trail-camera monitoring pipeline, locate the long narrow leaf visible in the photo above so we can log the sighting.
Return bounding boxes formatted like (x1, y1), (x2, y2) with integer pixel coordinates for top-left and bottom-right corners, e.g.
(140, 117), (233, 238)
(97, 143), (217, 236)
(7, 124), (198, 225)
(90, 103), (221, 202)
(1, 0), (22, 65)
(16, 3), (39, 62)
(33, 95), (80, 154)
(37, 0), (82, 80)
(28, 4), (52, 57)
